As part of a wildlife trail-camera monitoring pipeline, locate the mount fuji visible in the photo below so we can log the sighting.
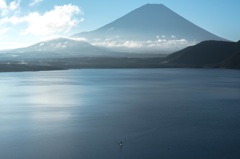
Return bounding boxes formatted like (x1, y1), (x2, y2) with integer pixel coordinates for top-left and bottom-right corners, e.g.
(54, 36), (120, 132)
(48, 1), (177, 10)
(73, 4), (226, 52)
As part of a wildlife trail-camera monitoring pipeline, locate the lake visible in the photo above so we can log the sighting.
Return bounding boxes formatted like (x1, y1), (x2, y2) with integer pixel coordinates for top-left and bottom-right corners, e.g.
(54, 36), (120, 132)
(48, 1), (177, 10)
(0, 69), (240, 159)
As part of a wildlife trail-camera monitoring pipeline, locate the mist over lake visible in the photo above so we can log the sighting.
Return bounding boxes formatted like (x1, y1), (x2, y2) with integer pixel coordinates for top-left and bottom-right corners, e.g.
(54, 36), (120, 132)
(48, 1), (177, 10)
(0, 69), (240, 159)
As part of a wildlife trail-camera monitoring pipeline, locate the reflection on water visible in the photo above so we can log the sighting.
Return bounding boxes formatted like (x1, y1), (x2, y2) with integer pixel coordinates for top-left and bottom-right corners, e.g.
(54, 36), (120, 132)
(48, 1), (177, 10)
(0, 69), (240, 159)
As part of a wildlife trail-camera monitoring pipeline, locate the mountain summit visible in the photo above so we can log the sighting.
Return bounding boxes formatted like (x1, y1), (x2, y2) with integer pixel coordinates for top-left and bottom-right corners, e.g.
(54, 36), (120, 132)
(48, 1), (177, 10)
(73, 4), (226, 52)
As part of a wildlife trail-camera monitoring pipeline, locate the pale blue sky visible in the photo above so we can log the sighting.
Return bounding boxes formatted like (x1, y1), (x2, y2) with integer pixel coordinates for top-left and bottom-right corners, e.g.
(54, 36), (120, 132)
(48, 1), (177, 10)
(0, 0), (239, 50)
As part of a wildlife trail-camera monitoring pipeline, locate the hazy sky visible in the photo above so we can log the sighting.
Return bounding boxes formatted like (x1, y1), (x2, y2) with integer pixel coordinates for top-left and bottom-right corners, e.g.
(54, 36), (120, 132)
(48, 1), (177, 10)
(0, 0), (239, 50)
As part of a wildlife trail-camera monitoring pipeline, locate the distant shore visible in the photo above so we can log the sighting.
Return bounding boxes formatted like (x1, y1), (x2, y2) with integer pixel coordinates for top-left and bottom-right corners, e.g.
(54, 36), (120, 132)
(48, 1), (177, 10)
(0, 56), (238, 73)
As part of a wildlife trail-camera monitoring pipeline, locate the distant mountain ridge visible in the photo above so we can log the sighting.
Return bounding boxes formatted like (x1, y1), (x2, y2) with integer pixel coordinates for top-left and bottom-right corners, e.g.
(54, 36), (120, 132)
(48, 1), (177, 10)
(25, 38), (94, 52)
(1, 38), (166, 60)
(6, 38), (111, 58)
(73, 4), (226, 52)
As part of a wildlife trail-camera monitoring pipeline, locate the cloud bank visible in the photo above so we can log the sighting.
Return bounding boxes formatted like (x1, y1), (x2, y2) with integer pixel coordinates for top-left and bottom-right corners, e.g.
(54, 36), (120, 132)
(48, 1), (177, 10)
(89, 37), (196, 52)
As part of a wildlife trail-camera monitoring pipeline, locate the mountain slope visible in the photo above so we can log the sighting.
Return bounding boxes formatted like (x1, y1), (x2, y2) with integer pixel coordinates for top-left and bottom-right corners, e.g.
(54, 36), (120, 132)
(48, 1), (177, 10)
(165, 40), (240, 68)
(3, 38), (114, 59)
(72, 4), (226, 52)
(221, 41), (240, 69)
(16, 38), (106, 56)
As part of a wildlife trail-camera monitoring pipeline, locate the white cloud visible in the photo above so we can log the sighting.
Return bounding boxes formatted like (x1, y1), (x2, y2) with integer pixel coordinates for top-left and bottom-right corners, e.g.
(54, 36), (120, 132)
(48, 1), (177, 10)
(0, 0), (20, 15)
(71, 37), (87, 41)
(0, 0), (9, 15)
(22, 4), (82, 35)
(0, 27), (10, 35)
(0, 15), (23, 25)
(0, 41), (29, 50)
(29, 0), (43, 6)
(0, 0), (7, 10)
(0, 4), (83, 36)
(9, 0), (20, 10)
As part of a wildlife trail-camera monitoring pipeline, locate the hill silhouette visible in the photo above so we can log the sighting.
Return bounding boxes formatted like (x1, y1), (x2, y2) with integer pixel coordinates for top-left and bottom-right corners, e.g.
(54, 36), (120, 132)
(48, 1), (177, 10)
(165, 40), (240, 68)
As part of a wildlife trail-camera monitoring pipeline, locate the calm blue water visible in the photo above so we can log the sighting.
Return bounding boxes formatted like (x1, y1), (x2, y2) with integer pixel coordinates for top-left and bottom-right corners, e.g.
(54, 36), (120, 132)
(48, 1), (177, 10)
(0, 69), (240, 159)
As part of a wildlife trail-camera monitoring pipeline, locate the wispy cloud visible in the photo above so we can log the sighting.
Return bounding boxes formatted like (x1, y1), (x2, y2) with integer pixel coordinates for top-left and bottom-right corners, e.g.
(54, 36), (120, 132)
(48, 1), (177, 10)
(40, 36), (87, 43)
(29, 0), (43, 6)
